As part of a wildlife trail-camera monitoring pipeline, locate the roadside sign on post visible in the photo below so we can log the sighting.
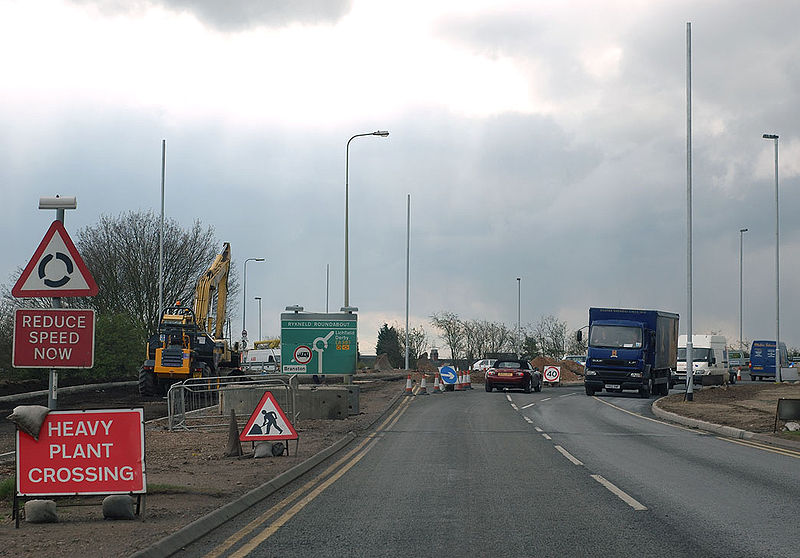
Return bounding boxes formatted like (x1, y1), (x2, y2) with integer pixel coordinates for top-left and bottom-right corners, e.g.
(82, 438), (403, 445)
(439, 366), (457, 384)
(543, 366), (561, 383)
(240, 391), (298, 442)
(16, 408), (146, 496)
(13, 308), (95, 368)
(281, 312), (357, 375)
(12, 220), (98, 298)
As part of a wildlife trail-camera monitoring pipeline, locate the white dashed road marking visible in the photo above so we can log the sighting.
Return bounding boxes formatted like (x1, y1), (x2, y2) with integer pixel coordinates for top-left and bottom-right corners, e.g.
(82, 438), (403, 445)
(521, 403), (535, 409)
(591, 475), (647, 511)
(541, 433), (552, 440)
(541, 397), (551, 402)
(523, 416), (533, 424)
(511, 403), (518, 410)
(534, 427), (543, 432)
(554, 445), (583, 466)
(506, 394), (513, 402)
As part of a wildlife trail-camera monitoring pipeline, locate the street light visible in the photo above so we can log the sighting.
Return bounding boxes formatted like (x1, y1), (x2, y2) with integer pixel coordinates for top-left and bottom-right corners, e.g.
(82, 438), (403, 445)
(242, 257), (265, 348)
(516, 277), (521, 355)
(739, 228), (748, 352)
(254, 296), (262, 341)
(344, 130), (389, 308)
(763, 133), (781, 382)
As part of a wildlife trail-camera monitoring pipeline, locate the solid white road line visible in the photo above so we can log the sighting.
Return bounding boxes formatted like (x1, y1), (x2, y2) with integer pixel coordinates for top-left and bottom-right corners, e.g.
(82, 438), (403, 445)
(541, 433), (552, 440)
(521, 403), (535, 409)
(591, 475), (647, 511)
(554, 445), (583, 465)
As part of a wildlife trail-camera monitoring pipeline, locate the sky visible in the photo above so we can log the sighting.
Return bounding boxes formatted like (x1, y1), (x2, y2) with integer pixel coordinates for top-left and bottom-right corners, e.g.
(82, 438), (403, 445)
(3, 0), (800, 356)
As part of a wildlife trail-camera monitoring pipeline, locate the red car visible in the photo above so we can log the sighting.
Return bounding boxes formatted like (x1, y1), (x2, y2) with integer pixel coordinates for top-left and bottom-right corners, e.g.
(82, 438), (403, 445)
(485, 359), (542, 393)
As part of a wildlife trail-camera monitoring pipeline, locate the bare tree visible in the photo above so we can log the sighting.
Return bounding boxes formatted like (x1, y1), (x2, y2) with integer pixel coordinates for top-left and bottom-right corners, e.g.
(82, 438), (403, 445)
(397, 324), (429, 366)
(430, 311), (464, 361)
(74, 211), (232, 335)
(532, 315), (569, 358)
(485, 321), (514, 355)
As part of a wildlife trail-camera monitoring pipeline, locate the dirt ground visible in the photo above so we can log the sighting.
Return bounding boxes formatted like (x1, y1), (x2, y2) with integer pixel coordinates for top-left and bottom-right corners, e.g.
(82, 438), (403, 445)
(1, 372), (798, 558)
(656, 382), (800, 437)
(0, 374), (404, 557)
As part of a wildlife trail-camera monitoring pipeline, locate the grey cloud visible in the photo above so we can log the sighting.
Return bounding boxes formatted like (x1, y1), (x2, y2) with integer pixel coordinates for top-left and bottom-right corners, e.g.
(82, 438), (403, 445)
(70, 0), (352, 31)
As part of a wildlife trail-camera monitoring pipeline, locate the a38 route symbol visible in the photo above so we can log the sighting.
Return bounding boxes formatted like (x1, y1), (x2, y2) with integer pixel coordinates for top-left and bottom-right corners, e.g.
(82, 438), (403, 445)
(293, 345), (312, 365)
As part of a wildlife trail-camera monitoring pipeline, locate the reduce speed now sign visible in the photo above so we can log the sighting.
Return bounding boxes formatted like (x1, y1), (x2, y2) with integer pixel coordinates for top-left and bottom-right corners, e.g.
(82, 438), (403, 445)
(13, 308), (95, 369)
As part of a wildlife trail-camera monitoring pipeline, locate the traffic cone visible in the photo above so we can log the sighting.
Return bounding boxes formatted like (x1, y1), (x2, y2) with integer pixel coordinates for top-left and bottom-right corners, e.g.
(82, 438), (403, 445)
(737, 368), (742, 381)
(403, 374), (414, 396)
(464, 370), (472, 389)
(432, 374), (442, 394)
(455, 371), (464, 391)
(419, 374), (429, 395)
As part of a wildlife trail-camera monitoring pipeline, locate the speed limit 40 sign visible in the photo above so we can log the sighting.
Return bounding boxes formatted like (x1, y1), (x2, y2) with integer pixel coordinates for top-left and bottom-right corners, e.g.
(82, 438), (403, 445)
(543, 366), (561, 383)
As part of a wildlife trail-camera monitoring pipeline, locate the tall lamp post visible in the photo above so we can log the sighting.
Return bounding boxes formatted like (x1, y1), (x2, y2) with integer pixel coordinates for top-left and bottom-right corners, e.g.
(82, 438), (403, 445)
(516, 277), (521, 355)
(254, 296), (262, 341)
(739, 228), (748, 352)
(763, 133), (781, 382)
(344, 130), (389, 309)
(242, 257), (265, 348)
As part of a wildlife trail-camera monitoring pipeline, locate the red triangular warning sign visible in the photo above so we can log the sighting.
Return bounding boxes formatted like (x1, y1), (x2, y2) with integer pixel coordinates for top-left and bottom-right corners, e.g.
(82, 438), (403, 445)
(12, 220), (98, 298)
(240, 391), (299, 442)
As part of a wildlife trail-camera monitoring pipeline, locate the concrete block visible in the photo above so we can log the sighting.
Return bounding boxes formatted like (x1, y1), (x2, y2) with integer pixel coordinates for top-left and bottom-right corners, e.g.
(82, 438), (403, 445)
(219, 384), (360, 420)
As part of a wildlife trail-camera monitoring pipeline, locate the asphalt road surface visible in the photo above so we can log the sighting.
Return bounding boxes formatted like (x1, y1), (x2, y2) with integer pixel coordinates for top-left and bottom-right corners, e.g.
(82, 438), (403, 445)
(185, 385), (800, 558)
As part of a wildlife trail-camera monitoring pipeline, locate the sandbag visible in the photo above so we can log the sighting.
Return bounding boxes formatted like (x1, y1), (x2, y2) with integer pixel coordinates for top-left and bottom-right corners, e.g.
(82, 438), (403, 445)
(6, 405), (50, 440)
(102, 495), (136, 520)
(25, 500), (58, 523)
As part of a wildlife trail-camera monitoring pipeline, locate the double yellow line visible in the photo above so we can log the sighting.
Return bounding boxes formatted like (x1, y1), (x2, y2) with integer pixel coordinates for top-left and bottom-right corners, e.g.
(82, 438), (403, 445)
(203, 393), (415, 558)
(716, 437), (800, 459)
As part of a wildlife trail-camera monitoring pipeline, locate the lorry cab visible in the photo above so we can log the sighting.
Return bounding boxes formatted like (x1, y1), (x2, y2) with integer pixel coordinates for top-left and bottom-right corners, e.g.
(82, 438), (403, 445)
(676, 335), (728, 385)
(583, 308), (678, 398)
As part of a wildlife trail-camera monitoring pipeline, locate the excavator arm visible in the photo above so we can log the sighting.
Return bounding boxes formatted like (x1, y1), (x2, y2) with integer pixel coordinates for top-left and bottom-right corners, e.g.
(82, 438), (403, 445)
(192, 242), (231, 339)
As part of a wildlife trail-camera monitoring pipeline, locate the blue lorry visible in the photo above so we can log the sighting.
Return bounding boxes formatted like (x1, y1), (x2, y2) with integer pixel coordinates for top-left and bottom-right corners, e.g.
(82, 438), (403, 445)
(582, 308), (679, 397)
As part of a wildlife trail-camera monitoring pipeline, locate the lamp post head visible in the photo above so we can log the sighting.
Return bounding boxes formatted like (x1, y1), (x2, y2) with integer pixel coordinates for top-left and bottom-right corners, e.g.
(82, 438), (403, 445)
(740, 228), (748, 233)
(373, 130), (389, 137)
(254, 296), (261, 301)
(763, 134), (779, 140)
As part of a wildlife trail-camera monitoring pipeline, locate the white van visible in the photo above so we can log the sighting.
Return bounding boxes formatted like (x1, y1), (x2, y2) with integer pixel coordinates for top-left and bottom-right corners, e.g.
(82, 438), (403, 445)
(240, 348), (280, 373)
(676, 335), (728, 385)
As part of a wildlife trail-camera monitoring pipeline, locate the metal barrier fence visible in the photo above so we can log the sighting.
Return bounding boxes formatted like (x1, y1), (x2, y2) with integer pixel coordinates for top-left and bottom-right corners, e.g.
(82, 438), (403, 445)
(167, 374), (298, 432)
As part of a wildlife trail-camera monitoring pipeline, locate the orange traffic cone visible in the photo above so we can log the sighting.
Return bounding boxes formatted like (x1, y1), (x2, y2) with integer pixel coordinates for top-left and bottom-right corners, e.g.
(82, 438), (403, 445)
(403, 374), (414, 396)
(419, 374), (429, 395)
(432, 374), (442, 394)
(455, 371), (464, 391)
(737, 368), (742, 381)
(464, 370), (472, 390)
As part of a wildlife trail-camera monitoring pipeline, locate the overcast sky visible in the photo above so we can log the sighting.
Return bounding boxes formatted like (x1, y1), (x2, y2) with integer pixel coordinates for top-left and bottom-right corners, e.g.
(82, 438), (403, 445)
(3, 0), (800, 356)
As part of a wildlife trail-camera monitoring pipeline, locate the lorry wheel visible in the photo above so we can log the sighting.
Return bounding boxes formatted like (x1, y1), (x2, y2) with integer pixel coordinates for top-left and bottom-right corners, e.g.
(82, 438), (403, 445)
(138, 367), (155, 397)
(640, 379), (652, 398)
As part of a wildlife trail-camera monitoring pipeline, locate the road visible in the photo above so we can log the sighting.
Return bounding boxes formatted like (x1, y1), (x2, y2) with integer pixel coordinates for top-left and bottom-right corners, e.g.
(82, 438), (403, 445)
(184, 385), (800, 557)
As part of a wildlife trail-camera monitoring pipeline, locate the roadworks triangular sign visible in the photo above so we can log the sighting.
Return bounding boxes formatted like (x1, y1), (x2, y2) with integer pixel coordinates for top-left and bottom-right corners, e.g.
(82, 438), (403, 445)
(12, 220), (98, 298)
(240, 391), (298, 442)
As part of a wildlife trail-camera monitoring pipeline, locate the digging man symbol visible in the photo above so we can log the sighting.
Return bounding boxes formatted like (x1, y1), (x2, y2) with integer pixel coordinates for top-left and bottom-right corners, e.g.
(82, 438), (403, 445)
(249, 410), (283, 436)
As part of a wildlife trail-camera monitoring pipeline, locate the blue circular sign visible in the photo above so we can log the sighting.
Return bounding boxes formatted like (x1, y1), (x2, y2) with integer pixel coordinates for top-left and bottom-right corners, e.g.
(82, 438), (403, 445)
(439, 366), (457, 384)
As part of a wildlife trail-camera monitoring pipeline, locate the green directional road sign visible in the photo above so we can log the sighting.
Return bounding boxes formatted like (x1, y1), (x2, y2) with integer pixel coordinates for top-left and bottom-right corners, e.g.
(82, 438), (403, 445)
(280, 312), (357, 375)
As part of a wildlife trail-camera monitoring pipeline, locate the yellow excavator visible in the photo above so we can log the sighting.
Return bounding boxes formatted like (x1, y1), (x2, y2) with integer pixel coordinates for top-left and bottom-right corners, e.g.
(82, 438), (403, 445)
(139, 243), (242, 396)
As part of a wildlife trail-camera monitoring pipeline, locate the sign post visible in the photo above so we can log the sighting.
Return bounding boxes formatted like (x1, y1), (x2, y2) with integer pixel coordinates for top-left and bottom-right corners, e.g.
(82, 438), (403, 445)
(12, 198), (98, 409)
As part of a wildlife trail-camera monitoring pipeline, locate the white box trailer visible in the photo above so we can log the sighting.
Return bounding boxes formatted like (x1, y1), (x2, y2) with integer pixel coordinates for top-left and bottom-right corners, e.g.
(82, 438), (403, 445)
(676, 334), (729, 384)
(240, 348), (280, 373)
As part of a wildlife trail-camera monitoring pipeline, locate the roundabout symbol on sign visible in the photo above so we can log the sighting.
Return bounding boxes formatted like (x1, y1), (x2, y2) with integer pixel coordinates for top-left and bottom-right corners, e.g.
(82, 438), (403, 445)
(543, 366), (561, 383)
(293, 345), (313, 365)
